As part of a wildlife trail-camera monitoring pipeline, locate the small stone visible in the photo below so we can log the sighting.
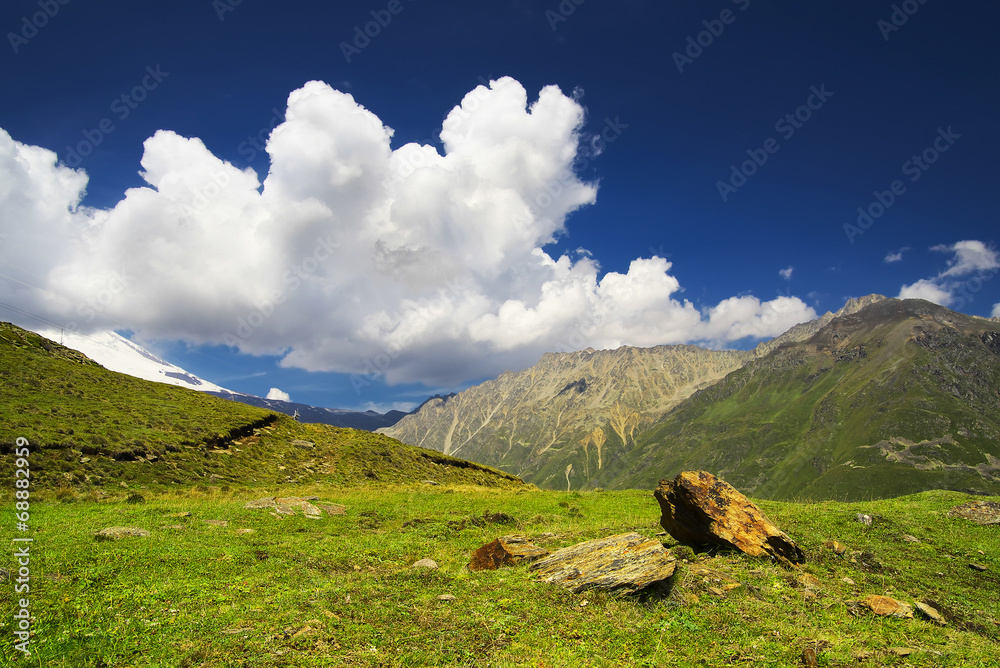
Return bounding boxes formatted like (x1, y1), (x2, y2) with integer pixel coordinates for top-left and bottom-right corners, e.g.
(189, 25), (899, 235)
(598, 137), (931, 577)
(412, 558), (439, 570)
(855, 513), (873, 526)
(978, 550), (985, 555)
(437, 594), (456, 601)
(889, 647), (916, 657)
(803, 590), (817, 602)
(969, 563), (988, 572)
(852, 650), (873, 660)
(236, 528), (255, 535)
(221, 627), (253, 635)
(80, 457), (91, 464)
(915, 601), (946, 625)
(244, 497), (277, 509)
(171, 512), (193, 518)
(798, 574), (822, 590)
(204, 520), (229, 528)
(823, 540), (847, 555)
(841, 577), (856, 586)
(801, 647), (818, 668)
(902, 535), (920, 543)
(291, 439), (315, 449)
(468, 536), (549, 571)
(162, 524), (186, 530)
(318, 504), (347, 516)
(291, 625), (316, 638)
(721, 583), (741, 592)
(421, 480), (440, 486)
(707, 586), (724, 597)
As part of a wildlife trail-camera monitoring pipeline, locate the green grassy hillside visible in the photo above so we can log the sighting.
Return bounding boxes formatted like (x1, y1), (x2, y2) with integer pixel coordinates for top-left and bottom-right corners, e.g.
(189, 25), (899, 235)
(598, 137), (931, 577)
(603, 300), (1000, 500)
(0, 323), (522, 490)
(0, 485), (996, 666)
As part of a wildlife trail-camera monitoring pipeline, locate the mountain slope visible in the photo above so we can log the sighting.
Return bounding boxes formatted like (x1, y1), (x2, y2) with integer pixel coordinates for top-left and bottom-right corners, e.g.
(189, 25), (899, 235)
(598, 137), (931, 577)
(380, 295), (887, 488)
(33, 326), (408, 430)
(0, 322), (522, 490)
(604, 299), (1000, 500)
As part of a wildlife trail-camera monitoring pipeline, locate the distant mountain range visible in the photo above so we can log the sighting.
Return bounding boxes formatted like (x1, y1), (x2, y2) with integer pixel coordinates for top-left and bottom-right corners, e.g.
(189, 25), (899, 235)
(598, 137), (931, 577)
(33, 328), (408, 431)
(380, 296), (1000, 499)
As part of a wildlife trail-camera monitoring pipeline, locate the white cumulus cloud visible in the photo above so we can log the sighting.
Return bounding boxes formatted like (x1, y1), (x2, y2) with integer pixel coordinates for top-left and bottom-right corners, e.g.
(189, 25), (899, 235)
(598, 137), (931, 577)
(0, 77), (816, 387)
(897, 240), (998, 309)
(266, 387), (291, 402)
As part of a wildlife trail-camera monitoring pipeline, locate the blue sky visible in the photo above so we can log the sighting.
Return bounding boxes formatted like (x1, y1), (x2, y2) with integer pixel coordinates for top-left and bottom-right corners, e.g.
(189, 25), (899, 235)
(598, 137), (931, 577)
(1, 1), (998, 412)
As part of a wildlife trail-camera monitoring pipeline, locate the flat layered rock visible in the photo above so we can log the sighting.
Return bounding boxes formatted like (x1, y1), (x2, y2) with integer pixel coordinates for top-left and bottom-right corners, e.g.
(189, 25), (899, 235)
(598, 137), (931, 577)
(95, 527), (150, 541)
(654, 471), (805, 566)
(860, 594), (913, 618)
(529, 532), (676, 596)
(468, 536), (549, 571)
(244, 496), (327, 517)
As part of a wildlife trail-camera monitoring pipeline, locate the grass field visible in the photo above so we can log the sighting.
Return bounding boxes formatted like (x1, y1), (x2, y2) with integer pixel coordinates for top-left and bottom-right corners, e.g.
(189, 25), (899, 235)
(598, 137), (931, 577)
(1, 484), (997, 667)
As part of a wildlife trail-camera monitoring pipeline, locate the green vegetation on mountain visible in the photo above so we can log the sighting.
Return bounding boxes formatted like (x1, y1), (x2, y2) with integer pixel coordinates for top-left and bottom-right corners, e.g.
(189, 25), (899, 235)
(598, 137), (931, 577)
(380, 295), (889, 491)
(0, 322), (522, 490)
(604, 300), (1000, 500)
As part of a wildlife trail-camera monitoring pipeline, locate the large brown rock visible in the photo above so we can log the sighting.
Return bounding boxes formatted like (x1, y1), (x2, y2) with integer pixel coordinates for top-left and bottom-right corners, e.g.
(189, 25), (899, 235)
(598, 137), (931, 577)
(468, 536), (549, 571)
(654, 471), (805, 566)
(528, 532), (676, 596)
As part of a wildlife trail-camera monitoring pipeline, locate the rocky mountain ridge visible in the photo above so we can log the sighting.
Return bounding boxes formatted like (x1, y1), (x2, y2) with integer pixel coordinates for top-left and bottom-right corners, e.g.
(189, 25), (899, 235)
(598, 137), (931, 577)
(380, 295), (888, 488)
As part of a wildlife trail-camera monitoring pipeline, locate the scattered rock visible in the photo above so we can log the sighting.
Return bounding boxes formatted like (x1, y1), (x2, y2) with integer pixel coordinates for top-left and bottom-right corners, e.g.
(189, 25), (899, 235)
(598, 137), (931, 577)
(889, 647), (917, 657)
(245, 496), (329, 517)
(823, 540), (847, 555)
(529, 532), (676, 596)
(915, 601), (946, 625)
(80, 457), (91, 464)
(412, 558), (439, 570)
(162, 524), (186, 530)
(654, 471), (805, 566)
(171, 512), (192, 518)
(204, 520), (229, 528)
(856, 513), (873, 526)
(841, 577), (856, 586)
(318, 504), (347, 516)
(236, 528), (255, 535)
(801, 647), (818, 668)
(468, 536), (549, 571)
(852, 650), (873, 660)
(946, 501), (1000, 525)
(902, 534), (920, 543)
(95, 527), (150, 541)
(221, 627), (253, 635)
(803, 589), (817, 603)
(969, 563), (988, 572)
(860, 594), (913, 618)
(291, 439), (315, 449)
(437, 594), (456, 601)
(422, 480), (441, 486)
(707, 586), (725, 597)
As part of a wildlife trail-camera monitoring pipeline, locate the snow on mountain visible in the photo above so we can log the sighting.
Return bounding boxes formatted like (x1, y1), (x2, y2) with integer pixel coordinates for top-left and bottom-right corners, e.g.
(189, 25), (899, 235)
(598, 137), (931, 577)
(36, 328), (237, 395)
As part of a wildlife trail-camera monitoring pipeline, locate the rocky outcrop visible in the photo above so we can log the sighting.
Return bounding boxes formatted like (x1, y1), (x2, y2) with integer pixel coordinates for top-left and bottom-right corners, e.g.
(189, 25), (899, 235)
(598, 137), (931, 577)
(654, 471), (805, 566)
(529, 532), (676, 595)
(468, 536), (549, 571)
(946, 500), (1000, 525)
